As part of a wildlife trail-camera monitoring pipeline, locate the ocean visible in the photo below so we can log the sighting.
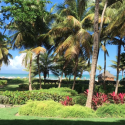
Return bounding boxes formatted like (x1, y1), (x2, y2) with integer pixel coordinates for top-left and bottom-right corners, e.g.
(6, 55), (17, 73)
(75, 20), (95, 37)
(0, 73), (123, 81)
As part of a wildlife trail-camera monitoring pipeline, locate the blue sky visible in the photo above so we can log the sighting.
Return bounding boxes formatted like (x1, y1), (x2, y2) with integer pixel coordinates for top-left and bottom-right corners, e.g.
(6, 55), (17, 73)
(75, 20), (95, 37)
(0, 0), (124, 75)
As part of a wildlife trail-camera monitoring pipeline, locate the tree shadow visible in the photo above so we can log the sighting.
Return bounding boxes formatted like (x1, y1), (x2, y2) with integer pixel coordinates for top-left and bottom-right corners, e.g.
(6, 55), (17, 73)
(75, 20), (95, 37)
(0, 119), (125, 125)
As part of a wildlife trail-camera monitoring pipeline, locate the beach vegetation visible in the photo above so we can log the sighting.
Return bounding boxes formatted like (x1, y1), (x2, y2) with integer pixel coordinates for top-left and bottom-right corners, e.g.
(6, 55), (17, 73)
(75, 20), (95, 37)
(0, 0), (125, 112)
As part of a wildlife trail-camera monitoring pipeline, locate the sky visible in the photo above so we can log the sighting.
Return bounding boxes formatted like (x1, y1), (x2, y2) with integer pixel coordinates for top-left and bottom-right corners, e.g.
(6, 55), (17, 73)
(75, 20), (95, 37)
(0, 0), (124, 75)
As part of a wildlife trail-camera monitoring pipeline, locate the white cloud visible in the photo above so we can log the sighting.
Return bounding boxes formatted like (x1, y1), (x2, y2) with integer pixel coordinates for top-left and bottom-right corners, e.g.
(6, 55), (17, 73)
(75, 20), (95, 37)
(9, 54), (25, 69)
(1, 54), (25, 71)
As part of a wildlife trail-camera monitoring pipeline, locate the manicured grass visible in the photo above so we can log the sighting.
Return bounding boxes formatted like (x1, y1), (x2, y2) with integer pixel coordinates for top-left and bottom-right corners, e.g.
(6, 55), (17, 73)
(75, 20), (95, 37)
(0, 107), (125, 125)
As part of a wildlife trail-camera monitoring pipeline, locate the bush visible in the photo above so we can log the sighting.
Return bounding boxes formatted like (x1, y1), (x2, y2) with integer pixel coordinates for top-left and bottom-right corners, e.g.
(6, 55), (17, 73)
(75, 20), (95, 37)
(19, 100), (96, 118)
(59, 105), (96, 118)
(96, 104), (125, 118)
(19, 100), (63, 117)
(72, 94), (87, 106)
(0, 80), (7, 86)
(0, 95), (9, 104)
(108, 92), (125, 104)
(61, 96), (74, 106)
(0, 87), (78, 105)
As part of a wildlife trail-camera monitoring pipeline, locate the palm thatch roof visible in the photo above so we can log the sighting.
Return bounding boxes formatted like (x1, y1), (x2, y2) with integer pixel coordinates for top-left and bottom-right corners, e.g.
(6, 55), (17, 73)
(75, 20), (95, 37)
(97, 71), (116, 78)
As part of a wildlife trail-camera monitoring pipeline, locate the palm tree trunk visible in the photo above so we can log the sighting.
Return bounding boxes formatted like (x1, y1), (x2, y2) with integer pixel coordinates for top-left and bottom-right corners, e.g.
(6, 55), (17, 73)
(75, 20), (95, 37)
(97, 0), (108, 60)
(99, 0), (108, 37)
(104, 41), (106, 89)
(86, 0), (99, 108)
(72, 57), (78, 90)
(37, 54), (42, 89)
(58, 72), (63, 88)
(115, 40), (122, 94)
(29, 60), (32, 91)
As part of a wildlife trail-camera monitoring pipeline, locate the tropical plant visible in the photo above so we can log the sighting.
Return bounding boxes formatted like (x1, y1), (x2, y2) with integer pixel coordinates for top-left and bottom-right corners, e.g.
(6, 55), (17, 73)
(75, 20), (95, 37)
(110, 56), (125, 79)
(32, 52), (59, 85)
(105, 0), (125, 94)
(86, 0), (100, 108)
(32, 46), (46, 89)
(49, 0), (92, 90)
(0, 33), (13, 69)
(20, 49), (33, 91)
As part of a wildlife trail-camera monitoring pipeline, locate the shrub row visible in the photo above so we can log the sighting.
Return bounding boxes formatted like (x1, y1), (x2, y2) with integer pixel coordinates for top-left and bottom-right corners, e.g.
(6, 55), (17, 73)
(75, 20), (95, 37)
(19, 81), (125, 94)
(19, 100), (125, 118)
(0, 80), (7, 86)
(0, 88), (78, 105)
(19, 83), (89, 93)
(19, 100), (96, 118)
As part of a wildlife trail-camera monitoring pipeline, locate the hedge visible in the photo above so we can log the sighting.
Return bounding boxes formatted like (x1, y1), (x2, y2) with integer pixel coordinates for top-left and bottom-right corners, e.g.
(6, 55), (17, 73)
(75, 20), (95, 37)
(0, 88), (78, 105)
(19, 100), (96, 118)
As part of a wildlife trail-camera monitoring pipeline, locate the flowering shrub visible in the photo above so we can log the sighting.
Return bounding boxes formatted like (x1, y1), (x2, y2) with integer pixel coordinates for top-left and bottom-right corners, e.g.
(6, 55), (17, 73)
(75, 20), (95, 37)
(61, 96), (74, 106)
(108, 92), (125, 104)
(84, 89), (109, 109)
(92, 93), (109, 108)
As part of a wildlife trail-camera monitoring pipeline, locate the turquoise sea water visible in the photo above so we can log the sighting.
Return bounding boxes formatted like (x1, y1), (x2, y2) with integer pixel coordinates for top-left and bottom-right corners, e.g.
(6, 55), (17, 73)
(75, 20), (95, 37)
(0, 73), (123, 81)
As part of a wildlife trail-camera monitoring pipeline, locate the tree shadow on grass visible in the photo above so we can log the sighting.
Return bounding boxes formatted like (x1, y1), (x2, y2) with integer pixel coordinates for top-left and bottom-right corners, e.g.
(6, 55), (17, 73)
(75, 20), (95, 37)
(0, 119), (125, 125)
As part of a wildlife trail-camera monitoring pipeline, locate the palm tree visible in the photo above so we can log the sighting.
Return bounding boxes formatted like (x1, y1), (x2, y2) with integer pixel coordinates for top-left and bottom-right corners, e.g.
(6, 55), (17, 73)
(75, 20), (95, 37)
(0, 33), (13, 69)
(20, 49), (33, 91)
(110, 56), (125, 79)
(97, 65), (103, 74)
(32, 52), (59, 85)
(32, 46), (46, 89)
(105, 0), (125, 94)
(49, 0), (92, 90)
(86, 0), (100, 108)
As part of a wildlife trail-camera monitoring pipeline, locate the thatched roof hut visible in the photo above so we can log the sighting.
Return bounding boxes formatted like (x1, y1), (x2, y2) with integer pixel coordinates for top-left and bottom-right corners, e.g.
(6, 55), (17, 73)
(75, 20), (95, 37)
(97, 71), (116, 81)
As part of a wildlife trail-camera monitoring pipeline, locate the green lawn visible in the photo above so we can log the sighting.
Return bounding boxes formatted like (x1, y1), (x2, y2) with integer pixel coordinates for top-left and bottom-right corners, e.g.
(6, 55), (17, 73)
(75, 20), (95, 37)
(0, 107), (125, 125)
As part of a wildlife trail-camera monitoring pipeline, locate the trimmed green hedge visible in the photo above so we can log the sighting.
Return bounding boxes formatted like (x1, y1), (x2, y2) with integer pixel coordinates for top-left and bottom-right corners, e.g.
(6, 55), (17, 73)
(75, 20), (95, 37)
(0, 88), (78, 105)
(0, 80), (7, 86)
(19, 100), (96, 118)
(19, 82), (90, 93)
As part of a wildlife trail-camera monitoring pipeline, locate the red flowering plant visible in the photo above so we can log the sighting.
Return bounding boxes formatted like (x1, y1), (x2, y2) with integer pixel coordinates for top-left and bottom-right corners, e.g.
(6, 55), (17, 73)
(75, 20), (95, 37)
(108, 92), (125, 104)
(84, 89), (109, 109)
(61, 96), (74, 106)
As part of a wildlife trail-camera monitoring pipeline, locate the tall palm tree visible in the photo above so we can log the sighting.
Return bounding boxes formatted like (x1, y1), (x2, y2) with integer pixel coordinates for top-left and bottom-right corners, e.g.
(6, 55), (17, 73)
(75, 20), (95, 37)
(20, 49), (33, 91)
(106, 0), (125, 94)
(49, 0), (92, 90)
(32, 46), (46, 89)
(86, 0), (100, 108)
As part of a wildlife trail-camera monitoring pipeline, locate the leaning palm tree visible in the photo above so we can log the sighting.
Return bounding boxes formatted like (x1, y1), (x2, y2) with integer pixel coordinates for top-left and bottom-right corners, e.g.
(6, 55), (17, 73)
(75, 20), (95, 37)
(20, 49), (33, 91)
(32, 46), (46, 89)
